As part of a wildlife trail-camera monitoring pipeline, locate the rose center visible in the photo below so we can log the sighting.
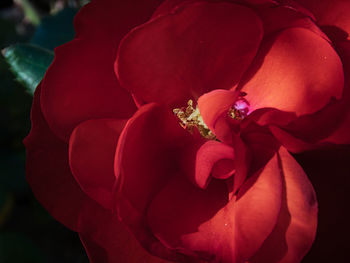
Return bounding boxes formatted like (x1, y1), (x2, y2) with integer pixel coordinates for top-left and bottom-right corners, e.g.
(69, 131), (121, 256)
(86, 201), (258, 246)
(173, 100), (216, 140)
(228, 97), (250, 121)
(173, 97), (249, 140)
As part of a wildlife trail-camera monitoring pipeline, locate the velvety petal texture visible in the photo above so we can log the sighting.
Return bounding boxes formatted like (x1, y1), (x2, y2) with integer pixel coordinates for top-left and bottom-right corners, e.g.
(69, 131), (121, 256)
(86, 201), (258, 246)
(294, 0), (350, 40)
(115, 103), (194, 261)
(241, 27), (343, 115)
(41, 39), (136, 141)
(250, 147), (317, 263)
(78, 202), (172, 263)
(26, 0), (349, 262)
(197, 89), (238, 137)
(116, 1), (263, 107)
(26, 87), (170, 263)
(258, 41), (350, 152)
(195, 140), (235, 189)
(24, 85), (89, 230)
(40, 0), (164, 141)
(69, 119), (126, 210)
(148, 151), (283, 262)
(24, 85), (90, 230)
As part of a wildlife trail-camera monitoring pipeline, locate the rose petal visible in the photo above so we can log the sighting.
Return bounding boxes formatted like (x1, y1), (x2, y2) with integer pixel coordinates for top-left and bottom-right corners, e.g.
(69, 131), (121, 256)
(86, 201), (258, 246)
(246, 108), (297, 127)
(241, 126), (280, 174)
(195, 140), (235, 189)
(241, 27), (344, 116)
(41, 0), (164, 141)
(294, 0), (350, 40)
(250, 147), (317, 262)
(78, 202), (171, 263)
(197, 89), (238, 135)
(24, 84), (90, 231)
(152, 0), (278, 18)
(69, 118), (126, 210)
(41, 39), (135, 142)
(320, 41), (350, 144)
(115, 103), (193, 260)
(116, 2), (263, 108)
(74, 0), (163, 39)
(255, 1), (329, 39)
(147, 152), (282, 262)
(269, 125), (315, 153)
(269, 40), (350, 150)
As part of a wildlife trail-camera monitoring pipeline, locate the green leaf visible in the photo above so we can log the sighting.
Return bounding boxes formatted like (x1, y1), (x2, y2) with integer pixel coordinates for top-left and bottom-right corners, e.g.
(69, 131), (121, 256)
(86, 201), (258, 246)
(31, 8), (77, 50)
(2, 44), (54, 94)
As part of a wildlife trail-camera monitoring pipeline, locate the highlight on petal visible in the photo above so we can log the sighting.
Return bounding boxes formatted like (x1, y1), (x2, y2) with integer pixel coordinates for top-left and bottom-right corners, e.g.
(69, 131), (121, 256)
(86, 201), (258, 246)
(250, 147), (317, 263)
(197, 89), (238, 134)
(69, 118), (126, 210)
(267, 41), (350, 148)
(24, 84), (90, 231)
(147, 152), (282, 262)
(116, 1), (263, 107)
(241, 27), (344, 116)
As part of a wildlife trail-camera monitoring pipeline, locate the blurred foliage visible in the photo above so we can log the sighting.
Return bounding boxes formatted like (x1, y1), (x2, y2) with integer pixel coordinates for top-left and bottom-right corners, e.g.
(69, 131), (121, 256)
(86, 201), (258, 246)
(31, 7), (77, 50)
(3, 6), (78, 93)
(3, 44), (54, 94)
(0, 0), (89, 262)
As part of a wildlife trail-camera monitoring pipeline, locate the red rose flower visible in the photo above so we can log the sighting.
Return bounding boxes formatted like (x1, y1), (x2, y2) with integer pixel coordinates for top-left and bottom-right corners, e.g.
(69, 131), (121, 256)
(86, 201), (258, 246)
(24, 0), (350, 262)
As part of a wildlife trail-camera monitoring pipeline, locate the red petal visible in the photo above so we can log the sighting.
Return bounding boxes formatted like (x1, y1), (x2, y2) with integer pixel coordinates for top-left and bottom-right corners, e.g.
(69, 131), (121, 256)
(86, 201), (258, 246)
(78, 202), (171, 263)
(266, 42), (350, 148)
(294, 0), (350, 40)
(74, 0), (163, 39)
(116, 2), (263, 107)
(255, 1), (329, 39)
(241, 27), (344, 116)
(269, 126), (315, 153)
(250, 147), (317, 262)
(197, 89), (238, 137)
(246, 108), (297, 127)
(152, 0), (278, 18)
(241, 126), (280, 174)
(41, 0), (164, 141)
(24, 84), (90, 231)
(320, 41), (350, 144)
(41, 39), (136, 142)
(195, 140), (235, 189)
(69, 119), (126, 210)
(115, 103), (193, 260)
(147, 152), (282, 262)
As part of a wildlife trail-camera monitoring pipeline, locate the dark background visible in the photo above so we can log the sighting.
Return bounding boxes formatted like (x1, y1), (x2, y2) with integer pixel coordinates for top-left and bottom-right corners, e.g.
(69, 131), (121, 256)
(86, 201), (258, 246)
(0, 0), (88, 262)
(0, 0), (349, 262)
